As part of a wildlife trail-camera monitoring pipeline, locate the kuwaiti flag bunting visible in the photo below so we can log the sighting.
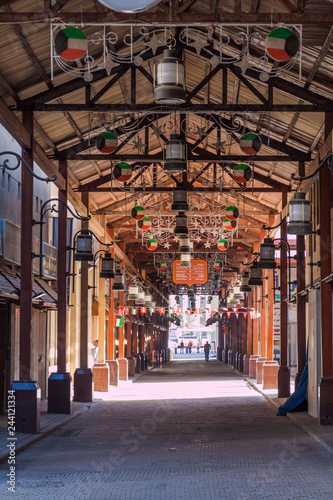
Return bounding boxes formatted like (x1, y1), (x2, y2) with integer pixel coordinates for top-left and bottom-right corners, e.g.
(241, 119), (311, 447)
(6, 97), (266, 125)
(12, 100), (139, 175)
(115, 315), (123, 327)
(131, 307), (137, 315)
(160, 307), (165, 316)
(141, 307), (146, 315)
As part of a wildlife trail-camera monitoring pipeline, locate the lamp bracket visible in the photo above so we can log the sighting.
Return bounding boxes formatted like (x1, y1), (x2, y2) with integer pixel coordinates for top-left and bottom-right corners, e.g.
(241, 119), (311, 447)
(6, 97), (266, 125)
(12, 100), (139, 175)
(31, 252), (44, 259)
(308, 261), (321, 267)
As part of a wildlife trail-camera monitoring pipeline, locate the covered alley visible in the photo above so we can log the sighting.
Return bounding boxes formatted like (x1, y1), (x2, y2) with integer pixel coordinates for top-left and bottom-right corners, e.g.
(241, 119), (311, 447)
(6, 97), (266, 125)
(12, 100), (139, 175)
(1, 361), (333, 500)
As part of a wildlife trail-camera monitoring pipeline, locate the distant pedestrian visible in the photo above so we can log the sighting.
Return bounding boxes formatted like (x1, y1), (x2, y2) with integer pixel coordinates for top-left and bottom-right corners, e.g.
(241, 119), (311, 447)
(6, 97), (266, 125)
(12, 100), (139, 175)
(204, 341), (211, 362)
(180, 340), (184, 353)
(92, 339), (99, 363)
(188, 341), (192, 354)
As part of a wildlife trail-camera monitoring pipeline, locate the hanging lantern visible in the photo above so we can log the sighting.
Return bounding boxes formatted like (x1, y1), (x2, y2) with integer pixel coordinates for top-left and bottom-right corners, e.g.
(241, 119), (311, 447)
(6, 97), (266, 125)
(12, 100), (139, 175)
(135, 290), (146, 305)
(233, 281), (244, 301)
(259, 237), (276, 269)
(180, 253), (191, 267)
(248, 261), (263, 286)
(266, 27), (299, 62)
(171, 182), (188, 211)
(164, 134), (187, 173)
(174, 213), (188, 235)
(287, 192), (312, 235)
(239, 133), (262, 155)
(54, 28), (87, 61)
(233, 164), (252, 184)
(223, 218), (237, 231)
(145, 293), (152, 305)
(138, 217), (151, 231)
(240, 270), (252, 293)
(225, 206), (239, 220)
(113, 162), (132, 182)
(128, 284), (139, 301)
(214, 260), (223, 272)
(131, 205), (145, 221)
(217, 239), (229, 251)
(179, 237), (191, 253)
(100, 252), (115, 279)
(112, 269), (126, 291)
(147, 239), (158, 250)
(74, 230), (93, 261)
(154, 49), (186, 105)
(96, 131), (117, 153)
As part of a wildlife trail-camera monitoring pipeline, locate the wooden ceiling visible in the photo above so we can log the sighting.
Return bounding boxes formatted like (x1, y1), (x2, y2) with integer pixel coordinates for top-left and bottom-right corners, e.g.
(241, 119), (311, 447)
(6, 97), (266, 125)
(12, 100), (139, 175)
(1, 0), (333, 284)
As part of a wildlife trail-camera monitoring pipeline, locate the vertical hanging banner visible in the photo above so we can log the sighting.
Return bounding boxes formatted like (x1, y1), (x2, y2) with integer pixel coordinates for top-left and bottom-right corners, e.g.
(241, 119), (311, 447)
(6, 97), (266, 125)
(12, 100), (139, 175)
(172, 260), (208, 286)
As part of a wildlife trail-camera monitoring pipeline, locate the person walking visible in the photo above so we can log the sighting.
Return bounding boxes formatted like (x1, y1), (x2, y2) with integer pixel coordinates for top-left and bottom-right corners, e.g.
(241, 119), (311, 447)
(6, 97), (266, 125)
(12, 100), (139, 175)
(204, 341), (211, 362)
(188, 341), (192, 354)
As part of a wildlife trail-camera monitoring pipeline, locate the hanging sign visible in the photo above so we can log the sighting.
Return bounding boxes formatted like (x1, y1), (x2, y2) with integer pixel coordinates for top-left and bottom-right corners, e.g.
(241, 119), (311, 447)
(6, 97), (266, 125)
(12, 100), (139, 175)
(172, 259), (208, 286)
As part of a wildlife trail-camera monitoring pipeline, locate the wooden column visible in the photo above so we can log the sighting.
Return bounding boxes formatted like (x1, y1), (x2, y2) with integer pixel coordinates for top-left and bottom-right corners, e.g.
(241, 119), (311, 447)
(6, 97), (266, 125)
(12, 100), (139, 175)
(278, 191), (290, 397)
(252, 286), (259, 355)
(80, 192), (89, 369)
(20, 110), (33, 382)
(261, 271), (267, 357)
(319, 112), (333, 424)
(98, 236), (106, 363)
(247, 292), (253, 355)
(295, 160), (307, 387)
(107, 228), (115, 360)
(133, 322), (138, 355)
(267, 269), (274, 360)
(118, 241), (125, 358)
(57, 160), (67, 373)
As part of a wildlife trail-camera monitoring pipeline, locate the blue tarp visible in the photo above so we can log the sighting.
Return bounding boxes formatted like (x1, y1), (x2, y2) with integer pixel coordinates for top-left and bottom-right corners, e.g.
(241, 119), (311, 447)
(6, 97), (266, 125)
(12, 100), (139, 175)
(277, 362), (308, 416)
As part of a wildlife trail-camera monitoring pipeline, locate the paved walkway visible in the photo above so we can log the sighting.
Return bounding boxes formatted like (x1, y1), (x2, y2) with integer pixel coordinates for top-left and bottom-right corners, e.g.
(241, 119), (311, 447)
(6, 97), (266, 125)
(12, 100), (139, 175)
(1, 361), (333, 499)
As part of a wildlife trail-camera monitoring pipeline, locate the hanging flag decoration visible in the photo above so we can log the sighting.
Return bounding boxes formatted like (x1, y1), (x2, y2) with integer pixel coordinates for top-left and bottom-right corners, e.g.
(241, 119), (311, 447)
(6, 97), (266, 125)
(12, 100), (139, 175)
(137, 217), (151, 231)
(159, 261), (167, 272)
(131, 205), (145, 220)
(141, 307), (147, 314)
(115, 315), (123, 327)
(54, 28), (87, 61)
(96, 131), (117, 153)
(225, 206), (239, 220)
(214, 260), (223, 272)
(217, 239), (229, 251)
(147, 239), (158, 250)
(131, 307), (138, 315)
(239, 133), (262, 155)
(160, 307), (165, 316)
(113, 162), (132, 182)
(242, 311), (248, 318)
(227, 312), (231, 319)
(223, 218), (237, 231)
(233, 164), (252, 184)
(266, 27), (299, 62)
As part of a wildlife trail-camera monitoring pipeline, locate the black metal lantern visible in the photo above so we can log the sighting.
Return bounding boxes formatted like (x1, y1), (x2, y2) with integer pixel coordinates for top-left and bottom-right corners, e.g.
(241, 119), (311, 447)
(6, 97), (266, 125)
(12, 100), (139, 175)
(180, 253), (191, 267)
(128, 284), (139, 301)
(74, 229), (94, 261)
(100, 251), (115, 279)
(240, 270), (252, 292)
(179, 236), (191, 253)
(164, 134), (187, 173)
(112, 269), (126, 291)
(135, 290), (146, 305)
(233, 281), (244, 301)
(248, 262), (263, 286)
(154, 49), (186, 105)
(174, 212), (188, 235)
(259, 237), (276, 269)
(287, 192), (312, 235)
(171, 182), (188, 211)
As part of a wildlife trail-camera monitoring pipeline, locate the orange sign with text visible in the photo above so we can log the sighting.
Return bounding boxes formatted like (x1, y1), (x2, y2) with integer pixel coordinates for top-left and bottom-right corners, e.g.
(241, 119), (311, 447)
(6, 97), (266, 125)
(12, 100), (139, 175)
(172, 260), (208, 286)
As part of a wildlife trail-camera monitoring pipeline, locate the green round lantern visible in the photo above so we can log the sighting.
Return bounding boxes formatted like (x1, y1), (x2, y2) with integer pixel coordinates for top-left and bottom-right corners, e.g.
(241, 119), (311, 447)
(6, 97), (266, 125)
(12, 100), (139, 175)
(225, 206), (239, 220)
(131, 206), (145, 220)
(239, 133), (262, 155)
(266, 27), (299, 62)
(147, 239), (157, 250)
(54, 28), (87, 61)
(233, 164), (252, 184)
(96, 131), (117, 153)
(113, 162), (132, 182)
(223, 218), (237, 231)
(137, 217), (151, 231)
(217, 239), (229, 251)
